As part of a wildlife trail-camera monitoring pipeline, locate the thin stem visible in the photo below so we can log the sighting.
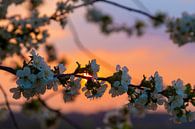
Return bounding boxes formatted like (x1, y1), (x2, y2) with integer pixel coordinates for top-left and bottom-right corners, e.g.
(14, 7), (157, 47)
(98, 0), (156, 19)
(56, 73), (108, 81)
(129, 84), (144, 90)
(51, 0), (156, 20)
(0, 84), (20, 129)
(0, 66), (16, 75)
(38, 97), (83, 129)
(72, 0), (156, 20)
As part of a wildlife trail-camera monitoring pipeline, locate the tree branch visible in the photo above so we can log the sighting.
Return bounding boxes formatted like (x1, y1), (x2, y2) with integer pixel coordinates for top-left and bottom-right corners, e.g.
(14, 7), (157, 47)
(98, 0), (156, 19)
(0, 66), (16, 75)
(0, 84), (20, 129)
(51, 0), (157, 20)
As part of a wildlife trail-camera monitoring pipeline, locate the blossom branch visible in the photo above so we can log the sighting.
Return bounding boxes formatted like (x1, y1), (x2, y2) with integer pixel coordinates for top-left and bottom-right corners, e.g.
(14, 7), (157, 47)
(0, 84), (20, 129)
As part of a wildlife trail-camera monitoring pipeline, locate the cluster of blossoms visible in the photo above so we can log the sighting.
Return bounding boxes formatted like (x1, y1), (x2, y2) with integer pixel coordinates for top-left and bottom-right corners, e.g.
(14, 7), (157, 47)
(80, 59), (107, 99)
(10, 50), (57, 99)
(63, 75), (81, 102)
(0, 0), (49, 62)
(82, 79), (107, 99)
(8, 10), (50, 49)
(0, 0), (84, 62)
(166, 12), (195, 46)
(108, 65), (131, 97)
(4, 50), (194, 124)
(164, 79), (195, 123)
(128, 72), (165, 117)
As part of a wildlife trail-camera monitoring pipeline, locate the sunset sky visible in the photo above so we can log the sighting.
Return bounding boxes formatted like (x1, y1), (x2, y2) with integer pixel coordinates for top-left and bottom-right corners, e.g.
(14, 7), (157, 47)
(1, 0), (195, 114)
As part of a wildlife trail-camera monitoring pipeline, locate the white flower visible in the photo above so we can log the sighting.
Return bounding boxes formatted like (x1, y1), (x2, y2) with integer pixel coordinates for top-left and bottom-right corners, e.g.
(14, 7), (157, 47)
(31, 50), (47, 70)
(58, 64), (66, 74)
(63, 76), (81, 102)
(172, 79), (186, 97)
(16, 67), (36, 89)
(83, 81), (107, 99)
(164, 79), (188, 116)
(68, 75), (81, 90)
(153, 71), (163, 93)
(47, 78), (59, 91)
(109, 81), (126, 97)
(15, 51), (56, 98)
(135, 92), (148, 105)
(90, 59), (100, 79)
(121, 66), (131, 90)
(93, 81), (107, 98)
(109, 65), (131, 97)
(116, 64), (121, 71)
(166, 12), (195, 45)
(42, 68), (54, 81)
(170, 96), (184, 110)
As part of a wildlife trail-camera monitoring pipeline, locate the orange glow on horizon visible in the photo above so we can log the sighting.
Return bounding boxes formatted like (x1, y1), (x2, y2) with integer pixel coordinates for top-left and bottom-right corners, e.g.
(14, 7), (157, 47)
(0, 0), (195, 114)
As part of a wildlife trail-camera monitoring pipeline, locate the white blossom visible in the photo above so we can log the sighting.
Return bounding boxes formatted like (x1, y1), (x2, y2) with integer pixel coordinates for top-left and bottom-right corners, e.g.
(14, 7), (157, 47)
(47, 78), (59, 91)
(31, 50), (47, 70)
(58, 64), (66, 74)
(153, 71), (163, 93)
(109, 65), (131, 97)
(63, 75), (81, 102)
(172, 79), (186, 97)
(166, 12), (195, 45)
(82, 81), (107, 99)
(90, 59), (100, 79)
(16, 67), (36, 89)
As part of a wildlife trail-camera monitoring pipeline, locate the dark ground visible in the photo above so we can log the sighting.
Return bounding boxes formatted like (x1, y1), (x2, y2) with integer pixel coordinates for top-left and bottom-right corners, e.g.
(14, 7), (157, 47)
(0, 112), (195, 129)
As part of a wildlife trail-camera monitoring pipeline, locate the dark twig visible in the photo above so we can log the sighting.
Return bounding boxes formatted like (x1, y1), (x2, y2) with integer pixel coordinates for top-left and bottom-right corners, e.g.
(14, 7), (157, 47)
(38, 97), (83, 129)
(0, 84), (20, 129)
(98, 0), (156, 19)
(0, 66), (16, 75)
(132, 0), (151, 14)
(66, 0), (156, 20)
